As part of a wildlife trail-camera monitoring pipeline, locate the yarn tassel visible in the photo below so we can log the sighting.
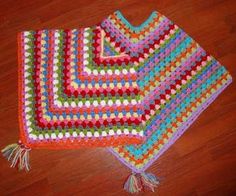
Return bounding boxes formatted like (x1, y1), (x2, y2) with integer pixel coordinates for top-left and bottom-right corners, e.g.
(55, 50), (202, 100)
(1, 141), (31, 171)
(124, 173), (142, 193)
(140, 172), (160, 192)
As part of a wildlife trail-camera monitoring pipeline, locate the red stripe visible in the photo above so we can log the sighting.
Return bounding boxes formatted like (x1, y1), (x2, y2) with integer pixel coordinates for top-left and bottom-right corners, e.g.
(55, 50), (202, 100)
(141, 54), (209, 121)
(33, 31), (142, 129)
(92, 27), (130, 66)
(62, 29), (139, 98)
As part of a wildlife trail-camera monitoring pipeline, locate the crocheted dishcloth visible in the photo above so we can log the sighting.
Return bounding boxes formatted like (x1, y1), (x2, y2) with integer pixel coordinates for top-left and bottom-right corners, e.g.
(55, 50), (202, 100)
(107, 10), (232, 173)
(18, 25), (145, 148)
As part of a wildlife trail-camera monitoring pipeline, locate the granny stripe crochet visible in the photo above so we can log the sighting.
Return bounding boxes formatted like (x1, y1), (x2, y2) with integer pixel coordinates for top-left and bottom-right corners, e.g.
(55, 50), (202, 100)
(106, 11), (232, 173)
(1, 9), (233, 193)
(17, 25), (145, 148)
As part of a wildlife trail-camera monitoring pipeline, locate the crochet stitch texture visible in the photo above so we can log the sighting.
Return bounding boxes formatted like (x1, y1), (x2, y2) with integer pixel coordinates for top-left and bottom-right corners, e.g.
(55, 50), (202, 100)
(2, 9), (233, 193)
(18, 23), (145, 148)
(105, 11), (232, 173)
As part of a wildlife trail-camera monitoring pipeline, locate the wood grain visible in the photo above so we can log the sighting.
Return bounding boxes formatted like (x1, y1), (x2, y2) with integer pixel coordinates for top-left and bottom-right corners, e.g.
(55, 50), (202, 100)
(0, 0), (236, 195)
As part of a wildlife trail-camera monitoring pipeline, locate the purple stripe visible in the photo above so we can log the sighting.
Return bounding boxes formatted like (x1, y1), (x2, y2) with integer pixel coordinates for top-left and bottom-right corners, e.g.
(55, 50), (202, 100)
(138, 31), (187, 79)
(102, 17), (170, 51)
(142, 47), (204, 104)
(143, 61), (220, 138)
(108, 77), (232, 173)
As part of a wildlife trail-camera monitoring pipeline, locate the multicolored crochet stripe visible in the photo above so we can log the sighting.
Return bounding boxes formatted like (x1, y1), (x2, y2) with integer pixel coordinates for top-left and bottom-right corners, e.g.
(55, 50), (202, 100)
(18, 25), (145, 148)
(107, 11), (232, 172)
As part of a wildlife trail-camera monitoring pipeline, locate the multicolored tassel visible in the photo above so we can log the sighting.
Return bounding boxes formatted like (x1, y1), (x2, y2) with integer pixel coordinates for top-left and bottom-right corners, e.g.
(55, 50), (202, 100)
(1, 141), (31, 171)
(140, 172), (160, 192)
(124, 173), (142, 193)
(124, 172), (160, 193)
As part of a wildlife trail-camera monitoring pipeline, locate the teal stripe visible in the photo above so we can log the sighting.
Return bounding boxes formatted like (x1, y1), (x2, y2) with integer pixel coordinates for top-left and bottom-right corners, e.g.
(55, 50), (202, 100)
(115, 10), (158, 32)
(126, 65), (226, 158)
(139, 36), (193, 88)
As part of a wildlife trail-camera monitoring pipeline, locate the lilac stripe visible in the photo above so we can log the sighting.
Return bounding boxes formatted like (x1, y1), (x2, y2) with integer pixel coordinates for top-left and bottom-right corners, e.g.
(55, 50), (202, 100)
(142, 47), (204, 104)
(143, 61), (220, 138)
(102, 17), (170, 51)
(138, 31), (187, 79)
(108, 78), (232, 173)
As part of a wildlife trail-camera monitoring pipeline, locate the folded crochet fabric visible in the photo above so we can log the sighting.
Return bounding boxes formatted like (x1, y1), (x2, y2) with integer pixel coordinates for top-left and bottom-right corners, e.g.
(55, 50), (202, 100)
(16, 27), (145, 147)
(2, 10), (232, 194)
(2, 15), (147, 171)
(105, 11), (232, 193)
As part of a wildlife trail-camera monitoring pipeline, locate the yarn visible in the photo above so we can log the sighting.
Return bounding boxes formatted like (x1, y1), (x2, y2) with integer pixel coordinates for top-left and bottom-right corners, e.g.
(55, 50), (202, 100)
(15, 25), (146, 148)
(2, 141), (31, 171)
(1, 10), (232, 194)
(107, 10), (232, 193)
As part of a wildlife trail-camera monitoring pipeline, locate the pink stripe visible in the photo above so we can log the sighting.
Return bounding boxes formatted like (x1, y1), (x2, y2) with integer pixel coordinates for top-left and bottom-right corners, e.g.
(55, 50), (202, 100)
(103, 16), (170, 51)
(144, 61), (221, 138)
(143, 47), (204, 104)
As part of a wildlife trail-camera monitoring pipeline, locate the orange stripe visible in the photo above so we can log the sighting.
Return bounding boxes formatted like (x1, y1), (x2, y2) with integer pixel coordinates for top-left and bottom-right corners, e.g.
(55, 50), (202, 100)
(140, 42), (197, 96)
(18, 33), (143, 148)
(118, 72), (229, 164)
(23, 135), (143, 149)
(110, 13), (161, 38)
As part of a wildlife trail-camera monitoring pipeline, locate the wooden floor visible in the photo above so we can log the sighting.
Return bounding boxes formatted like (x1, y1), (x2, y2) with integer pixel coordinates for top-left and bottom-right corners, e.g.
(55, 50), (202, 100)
(0, 0), (236, 195)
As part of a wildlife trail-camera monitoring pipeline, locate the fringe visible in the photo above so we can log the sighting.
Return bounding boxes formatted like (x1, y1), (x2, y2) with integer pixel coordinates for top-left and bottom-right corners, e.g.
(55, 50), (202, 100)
(124, 173), (142, 193)
(140, 172), (160, 192)
(124, 171), (160, 193)
(1, 141), (31, 171)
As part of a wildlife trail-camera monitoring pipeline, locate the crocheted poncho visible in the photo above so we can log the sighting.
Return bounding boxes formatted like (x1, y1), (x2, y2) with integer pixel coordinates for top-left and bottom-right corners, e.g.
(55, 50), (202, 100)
(106, 11), (232, 192)
(16, 20), (145, 148)
(2, 10), (232, 194)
